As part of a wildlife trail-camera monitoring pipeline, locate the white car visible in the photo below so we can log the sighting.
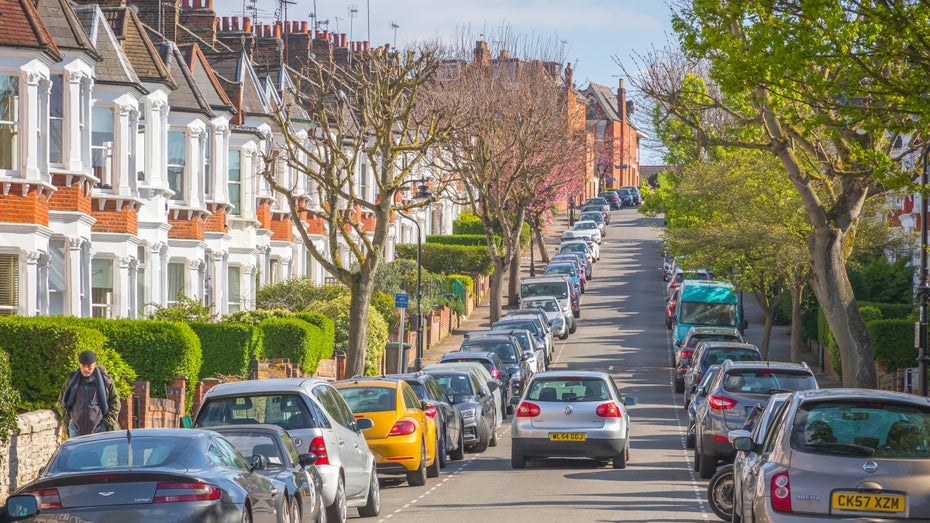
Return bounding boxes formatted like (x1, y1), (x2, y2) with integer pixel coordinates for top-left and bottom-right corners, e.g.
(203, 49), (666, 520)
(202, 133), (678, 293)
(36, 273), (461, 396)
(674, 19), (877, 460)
(520, 295), (571, 339)
(560, 238), (599, 262)
(571, 220), (602, 244)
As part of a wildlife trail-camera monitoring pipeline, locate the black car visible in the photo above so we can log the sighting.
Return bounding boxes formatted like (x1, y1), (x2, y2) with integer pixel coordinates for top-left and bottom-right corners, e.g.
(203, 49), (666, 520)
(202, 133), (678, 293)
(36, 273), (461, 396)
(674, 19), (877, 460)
(616, 188), (635, 207)
(439, 351), (511, 415)
(424, 369), (498, 453)
(390, 372), (466, 466)
(459, 332), (533, 397)
(17, 428), (281, 522)
(598, 191), (622, 210)
(212, 424), (327, 523)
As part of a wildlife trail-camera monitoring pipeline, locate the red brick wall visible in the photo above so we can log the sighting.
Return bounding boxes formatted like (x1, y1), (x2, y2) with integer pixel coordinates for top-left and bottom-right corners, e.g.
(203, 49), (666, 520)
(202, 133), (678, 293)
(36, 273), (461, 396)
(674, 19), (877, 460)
(205, 205), (227, 233)
(270, 213), (293, 241)
(0, 186), (50, 226)
(256, 202), (272, 229)
(301, 212), (326, 235)
(360, 211), (376, 233)
(91, 201), (139, 235)
(49, 176), (92, 214)
(168, 214), (206, 239)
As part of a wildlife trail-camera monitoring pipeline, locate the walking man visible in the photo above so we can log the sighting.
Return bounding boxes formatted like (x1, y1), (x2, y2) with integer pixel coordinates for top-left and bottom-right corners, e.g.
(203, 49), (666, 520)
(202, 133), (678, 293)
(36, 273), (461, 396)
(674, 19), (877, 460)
(59, 350), (120, 438)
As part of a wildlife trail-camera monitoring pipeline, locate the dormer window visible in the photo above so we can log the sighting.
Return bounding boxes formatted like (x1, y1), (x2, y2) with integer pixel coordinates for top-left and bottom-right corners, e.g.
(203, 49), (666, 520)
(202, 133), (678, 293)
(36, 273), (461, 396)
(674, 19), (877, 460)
(0, 75), (19, 171)
(91, 105), (114, 187)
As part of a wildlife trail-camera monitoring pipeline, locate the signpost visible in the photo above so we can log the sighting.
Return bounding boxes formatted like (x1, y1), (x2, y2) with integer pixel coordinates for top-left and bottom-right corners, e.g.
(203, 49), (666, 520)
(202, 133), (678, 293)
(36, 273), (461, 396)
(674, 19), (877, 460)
(394, 293), (409, 372)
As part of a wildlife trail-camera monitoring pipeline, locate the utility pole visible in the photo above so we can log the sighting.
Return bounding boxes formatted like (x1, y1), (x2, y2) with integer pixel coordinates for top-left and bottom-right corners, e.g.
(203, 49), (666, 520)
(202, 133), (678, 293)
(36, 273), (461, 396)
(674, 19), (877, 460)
(390, 21), (399, 48)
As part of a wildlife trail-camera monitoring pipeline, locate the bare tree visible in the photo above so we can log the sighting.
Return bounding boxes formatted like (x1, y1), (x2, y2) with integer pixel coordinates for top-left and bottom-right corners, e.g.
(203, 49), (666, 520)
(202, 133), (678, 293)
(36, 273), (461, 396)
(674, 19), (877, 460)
(264, 43), (463, 377)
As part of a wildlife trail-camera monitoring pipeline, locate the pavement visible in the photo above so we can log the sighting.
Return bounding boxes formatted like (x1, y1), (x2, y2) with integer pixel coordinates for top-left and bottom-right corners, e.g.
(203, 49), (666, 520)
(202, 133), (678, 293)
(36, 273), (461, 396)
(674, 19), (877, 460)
(418, 209), (841, 387)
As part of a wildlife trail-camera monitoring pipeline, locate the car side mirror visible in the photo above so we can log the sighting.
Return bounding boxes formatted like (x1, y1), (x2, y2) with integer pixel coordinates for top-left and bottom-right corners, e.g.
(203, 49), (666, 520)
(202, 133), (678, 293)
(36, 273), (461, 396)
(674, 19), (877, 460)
(355, 418), (374, 431)
(739, 319), (749, 331)
(522, 352), (532, 361)
(421, 400), (430, 411)
(729, 430), (754, 451)
(509, 396), (521, 406)
(487, 381), (499, 392)
(250, 454), (267, 472)
(297, 452), (318, 468)
(4, 494), (38, 520)
(623, 397), (637, 406)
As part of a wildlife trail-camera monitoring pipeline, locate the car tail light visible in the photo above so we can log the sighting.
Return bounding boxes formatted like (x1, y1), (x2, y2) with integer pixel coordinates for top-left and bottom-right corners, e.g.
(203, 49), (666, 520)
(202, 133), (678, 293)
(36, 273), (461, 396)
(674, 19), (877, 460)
(516, 402), (540, 417)
(490, 366), (501, 379)
(707, 395), (737, 410)
(423, 404), (437, 418)
(771, 472), (791, 512)
(25, 488), (61, 510)
(681, 350), (694, 359)
(309, 435), (330, 466)
(595, 402), (623, 418)
(390, 420), (417, 436)
(153, 482), (222, 503)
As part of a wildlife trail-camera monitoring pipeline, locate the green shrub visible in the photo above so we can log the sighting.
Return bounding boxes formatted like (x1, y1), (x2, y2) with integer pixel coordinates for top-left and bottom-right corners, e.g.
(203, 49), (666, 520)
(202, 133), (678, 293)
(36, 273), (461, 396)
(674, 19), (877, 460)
(867, 319), (916, 371)
(426, 234), (497, 247)
(223, 308), (294, 325)
(858, 305), (883, 323)
(260, 318), (319, 373)
(305, 296), (387, 375)
(256, 279), (349, 311)
(0, 317), (135, 411)
(858, 301), (914, 320)
(817, 308), (841, 379)
(397, 243), (493, 275)
(0, 351), (18, 443)
(452, 213), (485, 235)
(371, 291), (397, 333)
(89, 319), (201, 412)
(849, 257), (915, 304)
(189, 322), (258, 379)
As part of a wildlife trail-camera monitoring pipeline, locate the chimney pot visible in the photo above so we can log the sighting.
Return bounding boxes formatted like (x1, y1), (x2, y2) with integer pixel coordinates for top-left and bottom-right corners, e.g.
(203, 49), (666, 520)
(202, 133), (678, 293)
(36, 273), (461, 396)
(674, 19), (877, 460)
(292, 21), (299, 33)
(364, 41), (369, 51)
(206, 0), (213, 9)
(341, 33), (347, 48)
(243, 17), (251, 32)
(222, 16), (229, 31)
(232, 16), (239, 31)
(274, 22), (282, 39)
(182, 0), (190, 9)
(301, 21), (308, 33)
(323, 30), (329, 40)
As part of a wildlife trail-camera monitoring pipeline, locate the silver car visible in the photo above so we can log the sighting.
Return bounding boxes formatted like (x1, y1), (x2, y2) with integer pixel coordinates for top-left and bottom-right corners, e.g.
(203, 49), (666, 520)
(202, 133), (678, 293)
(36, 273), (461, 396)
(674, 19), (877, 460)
(730, 389), (930, 523)
(520, 295), (570, 340)
(510, 371), (636, 469)
(194, 378), (380, 522)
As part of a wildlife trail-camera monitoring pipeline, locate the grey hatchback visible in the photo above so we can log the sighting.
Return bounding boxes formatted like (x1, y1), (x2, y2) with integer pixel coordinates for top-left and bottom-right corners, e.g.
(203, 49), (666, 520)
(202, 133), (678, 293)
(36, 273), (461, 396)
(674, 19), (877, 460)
(683, 341), (762, 409)
(693, 360), (818, 478)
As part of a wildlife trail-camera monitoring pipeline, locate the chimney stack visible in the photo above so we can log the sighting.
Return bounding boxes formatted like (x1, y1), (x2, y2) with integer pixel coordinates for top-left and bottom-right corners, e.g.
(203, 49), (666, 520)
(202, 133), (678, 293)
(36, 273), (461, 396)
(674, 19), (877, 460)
(178, 0), (218, 47)
(474, 40), (490, 67)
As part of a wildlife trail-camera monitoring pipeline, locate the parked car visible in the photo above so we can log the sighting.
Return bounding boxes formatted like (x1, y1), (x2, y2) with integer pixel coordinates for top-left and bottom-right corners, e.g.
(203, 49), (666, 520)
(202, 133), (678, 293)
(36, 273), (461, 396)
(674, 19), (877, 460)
(437, 352), (509, 423)
(552, 252), (592, 281)
(193, 378), (380, 522)
(423, 368), (498, 453)
(693, 361), (818, 478)
(520, 295), (570, 340)
(545, 262), (584, 294)
(730, 389), (930, 523)
(616, 188), (635, 207)
(549, 252), (588, 289)
(583, 197), (612, 223)
(489, 327), (546, 373)
(510, 371), (636, 469)
(686, 365), (722, 449)
(212, 424), (328, 523)
(520, 275), (580, 321)
(666, 286), (680, 330)
(571, 220), (602, 243)
(675, 327), (745, 394)
(423, 361), (503, 432)
(493, 315), (553, 367)
(559, 239), (596, 264)
(458, 333), (532, 398)
(581, 205), (610, 224)
(682, 342), (762, 409)
(17, 428), (285, 522)
(389, 372), (466, 467)
(621, 185), (642, 205)
(576, 211), (607, 236)
(599, 191), (622, 210)
(333, 377), (439, 486)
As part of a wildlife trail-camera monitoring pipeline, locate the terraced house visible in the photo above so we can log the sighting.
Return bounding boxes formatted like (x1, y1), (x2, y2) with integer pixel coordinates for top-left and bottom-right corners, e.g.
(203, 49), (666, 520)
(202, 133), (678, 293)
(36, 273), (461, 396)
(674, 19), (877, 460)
(0, 0), (452, 319)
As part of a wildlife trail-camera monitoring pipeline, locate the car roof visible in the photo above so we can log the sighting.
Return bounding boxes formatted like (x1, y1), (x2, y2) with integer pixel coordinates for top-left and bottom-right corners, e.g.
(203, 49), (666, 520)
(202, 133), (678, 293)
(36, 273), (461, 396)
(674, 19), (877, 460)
(574, 220), (597, 226)
(521, 295), (560, 302)
(688, 326), (741, 335)
(791, 388), (930, 405)
(531, 370), (613, 380)
(207, 423), (288, 436)
(700, 341), (759, 350)
(522, 276), (571, 283)
(443, 351), (498, 361)
(721, 361), (811, 372)
(203, 377), (328, 395)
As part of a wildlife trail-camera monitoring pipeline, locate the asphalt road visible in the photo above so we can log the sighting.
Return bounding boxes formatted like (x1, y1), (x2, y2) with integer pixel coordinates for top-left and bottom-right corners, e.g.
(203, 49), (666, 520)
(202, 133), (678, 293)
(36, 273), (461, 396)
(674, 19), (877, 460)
(368, 209), (715, 523)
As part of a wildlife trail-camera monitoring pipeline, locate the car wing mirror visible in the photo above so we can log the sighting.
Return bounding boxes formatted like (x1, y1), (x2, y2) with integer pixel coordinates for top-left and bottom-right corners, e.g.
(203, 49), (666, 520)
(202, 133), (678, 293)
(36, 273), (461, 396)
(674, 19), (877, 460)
(250, 454), (267, 472)
(297, 452), (318, 468)
(729, 430), (754, 451)
(487, 381), (499, 392)
(623, 397), (637, 406)
(4, 494), (38, 520)
(355, 417), (374, 431)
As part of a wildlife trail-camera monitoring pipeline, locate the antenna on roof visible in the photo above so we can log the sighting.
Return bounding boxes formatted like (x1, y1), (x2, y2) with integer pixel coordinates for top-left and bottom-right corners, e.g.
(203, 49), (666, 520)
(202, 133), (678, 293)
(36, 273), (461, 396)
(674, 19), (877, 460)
(348, 4), (358, 43)
(390, 21), (399, 48)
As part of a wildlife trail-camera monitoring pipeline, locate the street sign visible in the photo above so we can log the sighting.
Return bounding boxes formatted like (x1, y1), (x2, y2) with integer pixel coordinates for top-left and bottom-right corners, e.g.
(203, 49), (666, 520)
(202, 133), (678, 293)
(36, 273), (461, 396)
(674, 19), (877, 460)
(394, 293), (409, 309)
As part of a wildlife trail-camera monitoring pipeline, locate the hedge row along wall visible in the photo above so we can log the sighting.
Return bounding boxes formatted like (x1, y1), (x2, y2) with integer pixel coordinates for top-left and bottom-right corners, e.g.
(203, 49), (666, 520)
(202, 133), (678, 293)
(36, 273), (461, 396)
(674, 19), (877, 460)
(396, 243), (494, 276)
(190, 322), (259, 379)
(817, 303), (916, 379)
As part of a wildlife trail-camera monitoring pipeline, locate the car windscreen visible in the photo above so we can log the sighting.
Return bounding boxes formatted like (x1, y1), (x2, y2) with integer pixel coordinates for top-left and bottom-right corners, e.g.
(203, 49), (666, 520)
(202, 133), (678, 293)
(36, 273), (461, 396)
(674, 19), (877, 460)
(56, 436), (188, 471)
(196, 394), (319, 429)
(522, 299), (560, 312)
(494, 320), (541, 337)
(703, 348), (761, 366)
(722, 370), (817, 394)
(526, 378), (610, 402)
(338, 386), (397, 413)
(522, 281), (568, 299)
(560, 243), (588, 255)
(791, 400), (930, 458)
(545, 265), (575, 277)
(461, 341), (519, 363)
(578, 213), (603, 223)
(575, 222), (597, 230)
(679, 302), (737, 327)
(490, 330), (531, 352)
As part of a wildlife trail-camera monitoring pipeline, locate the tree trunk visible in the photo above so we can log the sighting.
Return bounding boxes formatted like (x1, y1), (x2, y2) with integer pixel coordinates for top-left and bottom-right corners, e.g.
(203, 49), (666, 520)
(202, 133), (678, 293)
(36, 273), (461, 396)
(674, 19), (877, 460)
(808, 227), (876, 388)
(508, 247), (521, 307)
(789, 279), (804, 364)
(752, 291), (776, 359)
(345, 275), (375, 378)
(489, 257), (506, 323)
(534, 222), (550, 264)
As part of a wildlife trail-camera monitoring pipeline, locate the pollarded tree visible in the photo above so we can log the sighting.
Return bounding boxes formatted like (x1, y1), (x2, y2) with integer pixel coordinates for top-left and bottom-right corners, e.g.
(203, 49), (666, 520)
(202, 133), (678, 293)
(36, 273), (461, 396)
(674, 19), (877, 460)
(432, 32), (583, 320)
(264, 43), (463, 377)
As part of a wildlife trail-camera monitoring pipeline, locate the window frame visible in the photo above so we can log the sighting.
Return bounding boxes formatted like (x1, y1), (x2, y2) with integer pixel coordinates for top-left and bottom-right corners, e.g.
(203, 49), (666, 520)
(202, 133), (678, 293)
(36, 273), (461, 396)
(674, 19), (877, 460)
(0, 74), (20, 172)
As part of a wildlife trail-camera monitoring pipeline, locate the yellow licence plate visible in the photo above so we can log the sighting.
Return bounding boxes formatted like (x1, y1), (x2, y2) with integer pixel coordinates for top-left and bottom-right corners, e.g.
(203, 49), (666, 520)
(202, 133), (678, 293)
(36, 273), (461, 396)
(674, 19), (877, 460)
(831, 492), (905, 513)
(549, 432), (586, 441)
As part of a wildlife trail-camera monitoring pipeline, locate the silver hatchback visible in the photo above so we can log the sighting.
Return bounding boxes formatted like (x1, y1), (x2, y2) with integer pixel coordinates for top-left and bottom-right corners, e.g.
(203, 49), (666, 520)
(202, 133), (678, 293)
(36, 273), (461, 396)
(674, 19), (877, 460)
(510, 371), (636, 469)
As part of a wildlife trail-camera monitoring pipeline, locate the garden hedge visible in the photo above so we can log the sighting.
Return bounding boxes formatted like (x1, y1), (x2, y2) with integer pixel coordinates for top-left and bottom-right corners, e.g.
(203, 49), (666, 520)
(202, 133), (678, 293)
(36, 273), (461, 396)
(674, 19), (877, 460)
(295, 312), (336, 361)
(189, 322), (259, 379)
(426, 234), (498, 247)
(305, 295), (387, 375)
(260, 318), (319, 373)
(397, 243), (493, 276)
(0, 317), (135, 411)
(858, 301), (914, 320)
(867, 319), (916, 371)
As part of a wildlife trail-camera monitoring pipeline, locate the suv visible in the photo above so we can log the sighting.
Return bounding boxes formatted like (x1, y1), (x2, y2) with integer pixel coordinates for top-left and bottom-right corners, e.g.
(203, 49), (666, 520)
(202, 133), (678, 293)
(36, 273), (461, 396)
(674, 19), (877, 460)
(599, 191), (622, 210)
(520, 275), (580, 321)
(193, 378), (379, 520)
(493, 315), (553, 366)
(458, 333), (532, 397)
(693, 360), (818, 478)
(439, 352), (511, 415)
(520, 295), (570, 340)
(423, 368), (498, 453)
(674, 326), (745, 393)
(390, 372), (466, 467)
(683, 341), (762, 409)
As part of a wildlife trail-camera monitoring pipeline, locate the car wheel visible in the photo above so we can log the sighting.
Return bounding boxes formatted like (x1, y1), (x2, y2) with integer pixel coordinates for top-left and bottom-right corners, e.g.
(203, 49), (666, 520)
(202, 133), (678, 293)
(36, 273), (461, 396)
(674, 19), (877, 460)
(357, 469), (381, 517)
(287, 496), (301, 523)
(573, 309), (580, 319)
(450, 429), (465, 461)
(325, 477), (347, 523)
(511, 451), (526, 469)
(559, 331), (569, 340)
(427, 437), (441, 478)
(437, 432), (448, 469)
(242, 506), (252, 523)
(407, 443), (428, 486)
(686, 427), (696, 449)
(612, 447), (627, 469)
(489, 426), (498, 447)
(472, 419), (490, 453)
(707, 465), (735, 521)
(569, 320), (577, 334)
(692, 446), (701, 472)
(699, 453), (717, 479)
(674, 378), (685, 394)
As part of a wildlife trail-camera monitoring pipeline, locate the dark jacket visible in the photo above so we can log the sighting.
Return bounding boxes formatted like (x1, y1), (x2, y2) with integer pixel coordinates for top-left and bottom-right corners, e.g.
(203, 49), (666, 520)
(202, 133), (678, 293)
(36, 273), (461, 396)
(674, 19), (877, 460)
(59, 366), (120, 435)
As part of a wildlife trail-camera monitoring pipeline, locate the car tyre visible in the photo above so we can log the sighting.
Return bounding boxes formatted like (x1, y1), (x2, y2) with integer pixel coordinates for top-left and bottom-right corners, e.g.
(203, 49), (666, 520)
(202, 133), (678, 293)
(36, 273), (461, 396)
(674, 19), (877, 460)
(707, 464), (734, 521)
(450, 429), (465, 461)
(559, 331), (569, 340)
(407, 444), (428, 486)
(569, 319), (577, 334)
(326, 477), (347, 523)
(674, 378), (685, 394)
(286, 496), (301, 523)
(612, 445), (628, 469)
(573, 309), (580, 319)
(357, 470), (381, 517)
(426, 438), (441, 478)
(437, 432), (448, 469)
(511, 451), (526, 469)
(472, 419), (490, 453)
(699, 454), (717, 479)
(686, 428), (696, 449)
(692, 446), (701, 472)
(489, 426), (498, 447)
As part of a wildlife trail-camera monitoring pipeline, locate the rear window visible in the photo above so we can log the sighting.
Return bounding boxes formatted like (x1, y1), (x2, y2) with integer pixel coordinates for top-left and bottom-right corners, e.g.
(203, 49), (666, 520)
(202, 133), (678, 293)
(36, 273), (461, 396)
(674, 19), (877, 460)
(526, 378), (610, 402)
(442, 357), (492, 373)
(545, 265), (575, 277)
(722, 370), (817, 394)
(461, 341), (518, 363)
(523, 299), (560, 312)
(522, 281), (569, 300)
(703, 348), (760, 366)
(196, 394), (318, 429)
(791, 400), (930, 458)
(338, 386), (397, 413)
(57, 436), (187, 471)
(687, 333), (741, 349)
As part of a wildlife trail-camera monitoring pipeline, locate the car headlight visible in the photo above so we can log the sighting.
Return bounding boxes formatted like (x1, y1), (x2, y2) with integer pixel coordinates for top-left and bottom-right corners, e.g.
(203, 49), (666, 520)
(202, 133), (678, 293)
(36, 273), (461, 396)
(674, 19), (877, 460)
(461, 408), (476, 419)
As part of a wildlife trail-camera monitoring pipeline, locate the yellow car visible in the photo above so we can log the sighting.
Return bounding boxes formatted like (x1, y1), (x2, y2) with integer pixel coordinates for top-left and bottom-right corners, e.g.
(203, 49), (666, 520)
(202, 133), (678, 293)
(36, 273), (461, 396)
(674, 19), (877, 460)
(334, 378), (439, 486)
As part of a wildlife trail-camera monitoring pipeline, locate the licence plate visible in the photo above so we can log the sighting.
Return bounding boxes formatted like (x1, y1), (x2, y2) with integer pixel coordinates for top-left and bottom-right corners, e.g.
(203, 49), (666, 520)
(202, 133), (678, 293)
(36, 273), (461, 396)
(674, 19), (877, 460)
(831, 492), (905, 513)
(549, 432), (586, 441)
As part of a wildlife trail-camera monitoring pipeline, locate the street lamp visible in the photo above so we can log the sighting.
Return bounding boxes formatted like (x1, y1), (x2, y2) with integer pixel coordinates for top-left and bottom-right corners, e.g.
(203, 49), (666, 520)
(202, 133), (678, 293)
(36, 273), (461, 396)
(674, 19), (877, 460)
(569, 196), (575, 227)
(918, 143), (930, 396)
(397, 180), (432, 371)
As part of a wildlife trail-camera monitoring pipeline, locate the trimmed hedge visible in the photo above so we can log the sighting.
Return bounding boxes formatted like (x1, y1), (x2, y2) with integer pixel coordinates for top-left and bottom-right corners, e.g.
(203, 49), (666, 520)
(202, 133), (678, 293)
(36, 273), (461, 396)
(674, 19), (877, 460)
(858, 301), (914, 320)
(0, 351), (18, 442)
(295, 312), (336, 361)
(397, 243), (493, 276)
(426, 234), (498, 247)
(189, 322), (258, 379)
(452, 214), (530, 248)
(305, 296), (387, 375)
(0, 317), (135, 411)
(867, 319), (915, 371)
(260, 318), (319, 373)
(89, 319), (201, 412)
(448, 273), (474, 300)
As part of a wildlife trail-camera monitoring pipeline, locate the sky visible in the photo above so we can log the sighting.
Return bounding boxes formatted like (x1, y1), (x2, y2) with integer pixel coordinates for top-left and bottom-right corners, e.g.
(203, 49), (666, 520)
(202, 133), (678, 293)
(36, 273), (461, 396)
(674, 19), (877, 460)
(216, 1), (677, 164)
